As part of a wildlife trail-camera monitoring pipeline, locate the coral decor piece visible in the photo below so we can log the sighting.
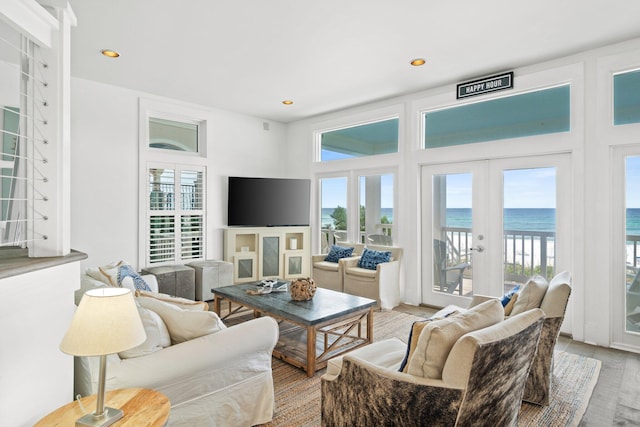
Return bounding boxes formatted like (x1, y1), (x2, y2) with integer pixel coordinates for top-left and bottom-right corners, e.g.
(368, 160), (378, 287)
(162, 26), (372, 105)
(290, 278), (316, 301)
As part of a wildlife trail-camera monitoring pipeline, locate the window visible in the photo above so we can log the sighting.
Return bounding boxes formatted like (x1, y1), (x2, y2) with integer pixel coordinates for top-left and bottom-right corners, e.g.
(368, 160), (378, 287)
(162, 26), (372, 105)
(149, 117), (200, 152)
(360, 174), (394, 245)
(614, 69), (640, 126)
(320, 177), (348, 250)
(139, 99), (210, 267)
(147, 165), (204, 265)
(424, 85), (571, 148)
(320, 117), (399, 161)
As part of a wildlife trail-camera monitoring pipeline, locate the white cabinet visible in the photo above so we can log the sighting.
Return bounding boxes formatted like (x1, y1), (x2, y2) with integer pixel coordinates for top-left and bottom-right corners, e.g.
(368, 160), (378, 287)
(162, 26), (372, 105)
(224, 226), (310, 283)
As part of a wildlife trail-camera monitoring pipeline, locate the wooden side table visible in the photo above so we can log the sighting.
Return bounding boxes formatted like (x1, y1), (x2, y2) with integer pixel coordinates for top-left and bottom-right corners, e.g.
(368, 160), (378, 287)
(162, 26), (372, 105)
(34, 388), (170, 427)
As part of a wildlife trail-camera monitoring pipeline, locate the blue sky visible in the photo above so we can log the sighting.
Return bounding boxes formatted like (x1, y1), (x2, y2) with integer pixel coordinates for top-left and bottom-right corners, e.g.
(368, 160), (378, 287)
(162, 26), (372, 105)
(446, 167), (557, 209)
(627, 156), (640, 208)
(321, 175), (394, 208)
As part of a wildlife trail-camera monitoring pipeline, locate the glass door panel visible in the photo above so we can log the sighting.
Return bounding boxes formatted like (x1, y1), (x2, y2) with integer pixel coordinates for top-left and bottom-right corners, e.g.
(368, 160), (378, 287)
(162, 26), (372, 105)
(432, 173), (474, 296)
(422, 161), (487, 307)
(626, 156), (640, 333)
(502, 168), (557, 295)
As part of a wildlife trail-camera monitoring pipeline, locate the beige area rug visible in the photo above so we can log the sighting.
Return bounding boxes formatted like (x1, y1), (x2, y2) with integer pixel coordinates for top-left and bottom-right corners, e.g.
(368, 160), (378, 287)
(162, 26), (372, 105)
(267, 310), (601, 427)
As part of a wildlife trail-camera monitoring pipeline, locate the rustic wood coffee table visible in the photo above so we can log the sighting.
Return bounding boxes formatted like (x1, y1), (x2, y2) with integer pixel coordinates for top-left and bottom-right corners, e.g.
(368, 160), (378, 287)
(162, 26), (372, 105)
(212, 282), (376, 377)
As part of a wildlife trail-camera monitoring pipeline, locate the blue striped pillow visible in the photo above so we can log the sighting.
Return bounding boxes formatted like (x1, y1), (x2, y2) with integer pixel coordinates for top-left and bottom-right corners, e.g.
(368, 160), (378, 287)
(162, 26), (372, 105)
(358, 248), (391, 270)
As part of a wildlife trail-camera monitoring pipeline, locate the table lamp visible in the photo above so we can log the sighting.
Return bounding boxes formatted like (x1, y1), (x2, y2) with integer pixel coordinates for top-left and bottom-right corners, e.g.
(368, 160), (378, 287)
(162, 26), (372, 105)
(60, 288), (146, 427)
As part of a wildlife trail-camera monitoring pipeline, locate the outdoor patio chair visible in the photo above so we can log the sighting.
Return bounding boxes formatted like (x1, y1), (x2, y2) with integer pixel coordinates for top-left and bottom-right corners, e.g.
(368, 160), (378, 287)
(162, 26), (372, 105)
(433, 239), (469, 295)
(333, 230), (348, 244)
(367, 234), (393, 246)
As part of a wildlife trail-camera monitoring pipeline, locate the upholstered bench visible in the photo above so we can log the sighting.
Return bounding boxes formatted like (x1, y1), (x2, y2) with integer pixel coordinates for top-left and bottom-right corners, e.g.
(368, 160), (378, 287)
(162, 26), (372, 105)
(141, 264), (196, 300)
(187, 259), (233, 301)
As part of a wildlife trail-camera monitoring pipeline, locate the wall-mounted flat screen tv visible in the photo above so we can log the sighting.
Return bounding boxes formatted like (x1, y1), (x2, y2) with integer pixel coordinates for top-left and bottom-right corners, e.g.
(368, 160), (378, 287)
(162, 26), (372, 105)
(227, 177), (311, 227)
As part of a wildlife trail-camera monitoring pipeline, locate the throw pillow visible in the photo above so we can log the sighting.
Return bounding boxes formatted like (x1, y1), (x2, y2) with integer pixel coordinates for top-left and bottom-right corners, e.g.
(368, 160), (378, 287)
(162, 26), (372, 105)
(399, 308), (462, 373)
(504, 292), (519, 316)
(510, 275), (549, 316)
(500, 285), (520, 307)
(119, 305), (171, 359)
(324, 245), (355, 263)
(137, 296), (226, 344)
(406, 299), (504, 379)
(136, 290), (208, 311)
(358, 247), (392, 270)
(92, 260), (152, 292)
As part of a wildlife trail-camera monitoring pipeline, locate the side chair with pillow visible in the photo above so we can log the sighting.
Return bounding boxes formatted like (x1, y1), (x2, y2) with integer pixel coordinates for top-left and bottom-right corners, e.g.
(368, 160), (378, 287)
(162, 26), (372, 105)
(342, 245), (403, 310)
(434, 270), (572, 406)
(321, 299), (545, 426)
(312, 244), (364, 292)
(75, 262), (280, 426)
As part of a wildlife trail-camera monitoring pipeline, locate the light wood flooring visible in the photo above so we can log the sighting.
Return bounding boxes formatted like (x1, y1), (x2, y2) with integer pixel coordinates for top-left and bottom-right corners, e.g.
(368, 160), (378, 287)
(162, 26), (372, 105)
(394, 303), (640, 427)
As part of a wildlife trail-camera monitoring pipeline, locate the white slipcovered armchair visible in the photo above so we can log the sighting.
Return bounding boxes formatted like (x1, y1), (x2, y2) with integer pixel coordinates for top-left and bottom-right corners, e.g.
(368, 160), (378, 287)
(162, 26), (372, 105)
(75, 270), (279, 426)
(312, 243), (364, 292)
(343, 245), (403, 310)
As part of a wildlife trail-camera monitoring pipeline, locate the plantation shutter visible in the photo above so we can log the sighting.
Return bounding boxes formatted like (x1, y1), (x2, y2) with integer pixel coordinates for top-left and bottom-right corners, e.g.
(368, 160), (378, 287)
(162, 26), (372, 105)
(147, 165), (205, 265)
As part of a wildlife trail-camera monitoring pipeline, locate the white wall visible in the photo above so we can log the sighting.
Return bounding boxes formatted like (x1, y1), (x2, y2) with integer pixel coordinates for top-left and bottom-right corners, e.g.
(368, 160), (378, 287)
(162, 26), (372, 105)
(287, 37), (640, 351)
(70, 77), (288, 271)
(0, 260), (81, 426)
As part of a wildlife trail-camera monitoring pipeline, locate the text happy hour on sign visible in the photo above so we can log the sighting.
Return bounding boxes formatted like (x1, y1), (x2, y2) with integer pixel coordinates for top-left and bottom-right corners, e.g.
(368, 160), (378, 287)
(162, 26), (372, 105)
(457, 72), (514, 99)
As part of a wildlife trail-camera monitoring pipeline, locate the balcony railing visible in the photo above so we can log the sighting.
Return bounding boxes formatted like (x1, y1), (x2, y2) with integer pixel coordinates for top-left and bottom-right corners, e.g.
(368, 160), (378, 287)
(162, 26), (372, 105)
(439, 227), (556, 282)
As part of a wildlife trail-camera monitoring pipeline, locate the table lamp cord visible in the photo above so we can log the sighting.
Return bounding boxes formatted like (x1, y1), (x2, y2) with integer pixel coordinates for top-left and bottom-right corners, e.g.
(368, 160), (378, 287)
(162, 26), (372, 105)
(75, 394), (88, 415)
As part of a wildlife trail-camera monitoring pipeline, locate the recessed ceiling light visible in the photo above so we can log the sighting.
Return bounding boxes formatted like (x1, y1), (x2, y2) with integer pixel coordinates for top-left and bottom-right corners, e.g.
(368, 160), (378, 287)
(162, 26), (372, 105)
(101, 49), (120, 58)
(282, 100), (294, 105)
(410, 58), (426, 66)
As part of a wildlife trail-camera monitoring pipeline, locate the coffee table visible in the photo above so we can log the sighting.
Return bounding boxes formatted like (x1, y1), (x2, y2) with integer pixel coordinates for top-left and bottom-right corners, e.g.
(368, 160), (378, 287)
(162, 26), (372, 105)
(212, 282), (376, 377)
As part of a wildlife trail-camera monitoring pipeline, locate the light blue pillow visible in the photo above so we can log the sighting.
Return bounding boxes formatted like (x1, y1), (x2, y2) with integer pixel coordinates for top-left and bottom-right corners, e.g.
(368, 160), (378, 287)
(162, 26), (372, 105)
(118, 264), (152, 292)
(325, 245), (355, 263)
(358, 248), (391, 270)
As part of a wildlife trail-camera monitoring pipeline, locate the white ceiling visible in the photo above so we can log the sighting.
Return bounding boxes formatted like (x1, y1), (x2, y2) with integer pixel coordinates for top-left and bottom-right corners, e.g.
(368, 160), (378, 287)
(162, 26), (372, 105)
(68, 0), (640, 123)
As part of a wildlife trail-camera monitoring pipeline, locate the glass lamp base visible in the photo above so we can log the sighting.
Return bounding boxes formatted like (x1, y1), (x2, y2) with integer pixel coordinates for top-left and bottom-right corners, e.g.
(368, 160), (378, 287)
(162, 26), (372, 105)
(75, 407), (124, 427)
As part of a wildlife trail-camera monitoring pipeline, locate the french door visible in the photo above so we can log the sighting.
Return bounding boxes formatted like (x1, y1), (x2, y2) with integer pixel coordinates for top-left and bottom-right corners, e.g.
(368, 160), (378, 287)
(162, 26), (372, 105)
(421, 154), (571, 314)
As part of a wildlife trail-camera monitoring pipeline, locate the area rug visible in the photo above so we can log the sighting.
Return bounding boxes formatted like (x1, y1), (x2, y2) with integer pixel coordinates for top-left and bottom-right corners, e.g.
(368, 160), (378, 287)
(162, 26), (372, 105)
(267, 310), (601, 427)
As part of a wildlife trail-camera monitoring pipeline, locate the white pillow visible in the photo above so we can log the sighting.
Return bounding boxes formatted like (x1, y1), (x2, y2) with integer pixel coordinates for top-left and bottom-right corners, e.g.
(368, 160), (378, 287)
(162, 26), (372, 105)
(119, 306), (171, 359)
(510, 275), (549, 316)
(138, 296), (226, 344)
(136, 290), (208, 311)
(407, 299), (504, 379)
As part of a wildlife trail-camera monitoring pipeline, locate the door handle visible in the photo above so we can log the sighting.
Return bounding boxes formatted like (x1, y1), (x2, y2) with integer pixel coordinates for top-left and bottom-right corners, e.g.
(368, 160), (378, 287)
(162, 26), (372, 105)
(470, 245), (484, 253)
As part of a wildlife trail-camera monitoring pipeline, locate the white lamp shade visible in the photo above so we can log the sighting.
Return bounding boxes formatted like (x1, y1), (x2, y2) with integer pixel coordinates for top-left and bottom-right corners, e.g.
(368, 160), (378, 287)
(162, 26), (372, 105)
(60, 288), (146, 356)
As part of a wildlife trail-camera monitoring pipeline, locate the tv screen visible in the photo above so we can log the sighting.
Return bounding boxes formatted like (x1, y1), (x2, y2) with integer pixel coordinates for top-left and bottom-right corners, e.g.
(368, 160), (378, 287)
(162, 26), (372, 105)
(227, 177), (311, 227)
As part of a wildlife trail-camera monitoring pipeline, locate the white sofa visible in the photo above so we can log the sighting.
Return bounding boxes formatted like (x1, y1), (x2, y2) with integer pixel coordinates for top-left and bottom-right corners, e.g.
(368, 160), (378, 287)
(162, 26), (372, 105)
(75, 273), (279, 426)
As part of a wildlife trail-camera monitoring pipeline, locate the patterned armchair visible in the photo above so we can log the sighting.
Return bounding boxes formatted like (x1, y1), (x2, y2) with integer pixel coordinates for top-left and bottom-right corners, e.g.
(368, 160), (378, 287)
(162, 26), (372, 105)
(321, 309), (544, 426)
(468, 271), (571, 405)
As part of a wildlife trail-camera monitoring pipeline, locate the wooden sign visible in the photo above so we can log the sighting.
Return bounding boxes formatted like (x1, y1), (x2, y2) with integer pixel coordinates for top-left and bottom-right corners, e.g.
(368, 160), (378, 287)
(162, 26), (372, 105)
(457, 72), (514, 99)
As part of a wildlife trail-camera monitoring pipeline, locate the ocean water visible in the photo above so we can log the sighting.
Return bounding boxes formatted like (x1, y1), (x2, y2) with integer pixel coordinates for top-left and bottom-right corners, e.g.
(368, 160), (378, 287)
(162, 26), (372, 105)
(322, 207), (640, 235)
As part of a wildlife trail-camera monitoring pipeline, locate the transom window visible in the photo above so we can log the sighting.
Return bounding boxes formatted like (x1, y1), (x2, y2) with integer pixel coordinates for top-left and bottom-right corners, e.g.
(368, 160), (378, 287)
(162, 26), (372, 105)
(614, 69), (640, 126)
(149, 117), (200, 153)
(320, 117), (399, 161)
(423, 85), (571, 148)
